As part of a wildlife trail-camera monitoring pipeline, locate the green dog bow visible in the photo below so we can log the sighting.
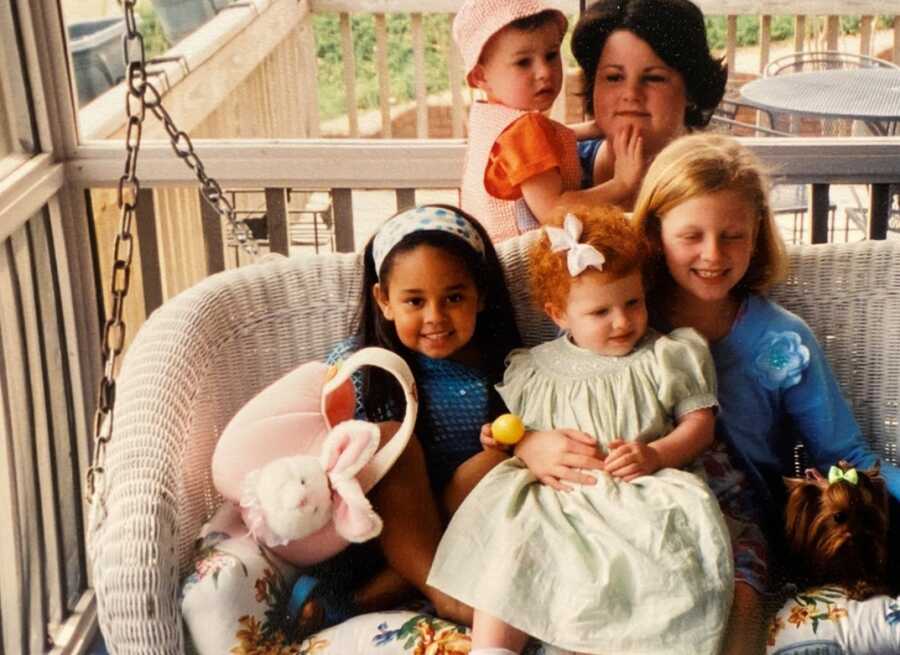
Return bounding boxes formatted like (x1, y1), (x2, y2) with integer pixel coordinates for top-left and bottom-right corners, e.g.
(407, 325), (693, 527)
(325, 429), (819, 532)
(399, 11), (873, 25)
(828, 466), (858, 486)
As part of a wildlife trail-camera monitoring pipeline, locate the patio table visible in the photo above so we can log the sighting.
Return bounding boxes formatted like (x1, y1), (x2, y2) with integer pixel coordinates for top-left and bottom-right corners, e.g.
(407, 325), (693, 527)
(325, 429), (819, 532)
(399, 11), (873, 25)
(739, 68), (900, 136)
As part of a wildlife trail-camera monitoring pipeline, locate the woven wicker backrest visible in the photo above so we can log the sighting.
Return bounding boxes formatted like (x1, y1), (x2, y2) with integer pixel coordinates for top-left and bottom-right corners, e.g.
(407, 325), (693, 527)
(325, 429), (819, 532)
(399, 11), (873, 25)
(89, 236), (900, 653)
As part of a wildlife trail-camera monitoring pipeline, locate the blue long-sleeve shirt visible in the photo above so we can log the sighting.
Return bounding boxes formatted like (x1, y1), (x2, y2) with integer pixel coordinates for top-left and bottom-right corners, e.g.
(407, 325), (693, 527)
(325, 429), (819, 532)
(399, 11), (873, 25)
(711, 294), (900, 523)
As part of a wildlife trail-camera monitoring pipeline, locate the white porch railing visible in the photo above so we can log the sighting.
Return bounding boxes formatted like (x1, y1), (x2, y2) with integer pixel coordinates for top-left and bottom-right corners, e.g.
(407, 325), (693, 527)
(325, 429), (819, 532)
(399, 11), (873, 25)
(68, 137), (900, 319)
(76, 1), (900, 140)
(298, 0), (900, 139)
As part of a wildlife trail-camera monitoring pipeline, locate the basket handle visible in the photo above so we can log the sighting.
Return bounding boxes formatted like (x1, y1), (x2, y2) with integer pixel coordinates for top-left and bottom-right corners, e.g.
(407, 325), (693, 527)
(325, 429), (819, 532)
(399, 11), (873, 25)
(320, 347), (418, 492)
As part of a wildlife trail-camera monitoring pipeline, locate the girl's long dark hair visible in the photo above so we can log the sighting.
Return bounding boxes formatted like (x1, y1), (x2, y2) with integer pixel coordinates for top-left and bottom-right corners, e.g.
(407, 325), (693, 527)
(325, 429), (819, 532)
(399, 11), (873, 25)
(355, 204), (522, 425)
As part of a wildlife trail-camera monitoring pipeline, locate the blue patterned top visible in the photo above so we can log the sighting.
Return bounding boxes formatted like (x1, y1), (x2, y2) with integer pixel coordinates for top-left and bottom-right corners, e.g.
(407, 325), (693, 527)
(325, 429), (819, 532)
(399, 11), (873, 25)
(577, 138), (604, 189)
(326, 337), (492, 491)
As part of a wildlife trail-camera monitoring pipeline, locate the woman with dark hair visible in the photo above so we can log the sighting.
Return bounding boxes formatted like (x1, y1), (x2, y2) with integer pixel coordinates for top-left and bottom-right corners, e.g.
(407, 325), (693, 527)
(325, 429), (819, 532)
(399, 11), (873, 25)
(570, 0), (727, 209)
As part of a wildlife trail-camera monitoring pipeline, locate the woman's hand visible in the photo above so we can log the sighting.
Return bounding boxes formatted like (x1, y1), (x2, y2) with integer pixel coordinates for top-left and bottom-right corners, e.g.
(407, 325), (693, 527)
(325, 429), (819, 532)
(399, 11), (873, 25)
(603, 438), (661, 482)
(514, 429), (605, 491)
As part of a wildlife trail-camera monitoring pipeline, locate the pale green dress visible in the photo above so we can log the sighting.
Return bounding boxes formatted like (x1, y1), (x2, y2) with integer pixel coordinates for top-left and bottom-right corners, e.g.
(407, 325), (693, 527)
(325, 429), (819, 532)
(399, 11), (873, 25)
(428, 328), (734, 655)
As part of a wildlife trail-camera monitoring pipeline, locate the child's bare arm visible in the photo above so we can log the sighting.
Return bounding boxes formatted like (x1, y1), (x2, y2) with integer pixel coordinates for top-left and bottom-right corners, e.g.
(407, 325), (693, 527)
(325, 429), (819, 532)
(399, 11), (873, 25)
(604, 407), (715, 482)
(519, 125), (645, 224)
(560, 124), (645, 209)
(520, 168), (566, 225)
(569, 119), (602, 141)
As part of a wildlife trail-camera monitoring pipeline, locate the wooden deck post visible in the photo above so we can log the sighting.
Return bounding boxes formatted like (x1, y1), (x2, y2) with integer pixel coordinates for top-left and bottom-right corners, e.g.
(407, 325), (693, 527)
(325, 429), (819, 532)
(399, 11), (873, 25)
(199, 192), (225, 275)
(811, 184), (831, 244)
(868, 184), (891, 240)
(135, 189), (163, 315)
(332, 188), (355, 252)
(265, 187), (289, 256)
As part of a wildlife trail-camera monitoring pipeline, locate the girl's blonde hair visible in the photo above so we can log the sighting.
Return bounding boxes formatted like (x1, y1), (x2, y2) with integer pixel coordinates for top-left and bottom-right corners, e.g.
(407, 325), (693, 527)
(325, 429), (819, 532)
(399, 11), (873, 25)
(633, 133), (787, 294)
(530, 204), (649, 311)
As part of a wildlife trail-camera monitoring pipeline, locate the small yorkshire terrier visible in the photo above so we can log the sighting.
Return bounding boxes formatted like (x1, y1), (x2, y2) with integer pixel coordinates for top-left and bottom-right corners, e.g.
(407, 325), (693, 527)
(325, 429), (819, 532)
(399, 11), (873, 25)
(783, 460), (889, 600)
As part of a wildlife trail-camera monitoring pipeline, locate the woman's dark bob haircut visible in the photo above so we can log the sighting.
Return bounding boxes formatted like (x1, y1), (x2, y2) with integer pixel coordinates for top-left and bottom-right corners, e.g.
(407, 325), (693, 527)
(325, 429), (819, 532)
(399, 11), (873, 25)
(572, 0), (727, 128)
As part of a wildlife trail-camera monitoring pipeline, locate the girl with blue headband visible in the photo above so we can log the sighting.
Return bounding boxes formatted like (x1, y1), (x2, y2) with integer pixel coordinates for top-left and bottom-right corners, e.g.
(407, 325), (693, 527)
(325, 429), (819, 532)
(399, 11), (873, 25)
(292, 205), (523, 635)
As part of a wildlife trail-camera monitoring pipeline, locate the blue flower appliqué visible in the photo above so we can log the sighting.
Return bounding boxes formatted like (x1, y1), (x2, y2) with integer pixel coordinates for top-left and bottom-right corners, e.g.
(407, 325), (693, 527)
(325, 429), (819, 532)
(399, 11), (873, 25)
(753, 330), (810, 391)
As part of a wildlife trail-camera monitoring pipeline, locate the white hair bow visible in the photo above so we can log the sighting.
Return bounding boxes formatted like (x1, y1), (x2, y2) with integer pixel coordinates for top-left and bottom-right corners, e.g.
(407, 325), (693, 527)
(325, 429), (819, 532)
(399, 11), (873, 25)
(545, 214), (606, 277)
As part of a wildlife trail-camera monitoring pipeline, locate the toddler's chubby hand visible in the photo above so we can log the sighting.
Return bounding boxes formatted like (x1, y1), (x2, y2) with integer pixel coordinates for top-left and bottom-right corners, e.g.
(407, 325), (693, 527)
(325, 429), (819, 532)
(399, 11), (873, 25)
(603, 439), (661, 482)
(480, 422), (507, 451)
(514, 428), (605, 492)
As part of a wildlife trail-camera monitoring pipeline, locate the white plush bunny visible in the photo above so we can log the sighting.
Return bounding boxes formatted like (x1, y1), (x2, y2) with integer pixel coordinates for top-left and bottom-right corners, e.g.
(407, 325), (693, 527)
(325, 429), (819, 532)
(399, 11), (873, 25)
(213, 347), (417, 567)
(239, 419), (384, 548)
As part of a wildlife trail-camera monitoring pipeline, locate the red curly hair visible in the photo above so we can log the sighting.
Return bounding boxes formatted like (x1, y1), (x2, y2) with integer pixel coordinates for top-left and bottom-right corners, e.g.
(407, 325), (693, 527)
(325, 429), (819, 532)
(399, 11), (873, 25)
(530, 204), (649, 312)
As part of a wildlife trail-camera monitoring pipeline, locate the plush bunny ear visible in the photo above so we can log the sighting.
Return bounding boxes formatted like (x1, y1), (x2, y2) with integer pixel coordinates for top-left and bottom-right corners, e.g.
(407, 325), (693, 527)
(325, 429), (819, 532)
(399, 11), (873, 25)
(320, 420), (381, 481)
(331, 478), (383, 542)
(318, 420), (383, 543)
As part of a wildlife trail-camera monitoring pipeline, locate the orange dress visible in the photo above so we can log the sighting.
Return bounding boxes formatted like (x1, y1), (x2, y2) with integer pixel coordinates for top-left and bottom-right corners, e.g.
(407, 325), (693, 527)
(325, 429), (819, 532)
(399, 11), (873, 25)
(460, 102), (581, 242)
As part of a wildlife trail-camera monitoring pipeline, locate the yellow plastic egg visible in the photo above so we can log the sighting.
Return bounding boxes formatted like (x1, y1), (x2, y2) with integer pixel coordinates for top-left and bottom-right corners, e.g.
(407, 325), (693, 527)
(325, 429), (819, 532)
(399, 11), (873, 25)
(492, 413), (525, 445)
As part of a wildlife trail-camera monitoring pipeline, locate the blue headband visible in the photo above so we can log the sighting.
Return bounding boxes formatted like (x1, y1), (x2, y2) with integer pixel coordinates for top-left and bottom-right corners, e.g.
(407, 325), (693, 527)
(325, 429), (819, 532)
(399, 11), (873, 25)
(372, 206), (486, 276)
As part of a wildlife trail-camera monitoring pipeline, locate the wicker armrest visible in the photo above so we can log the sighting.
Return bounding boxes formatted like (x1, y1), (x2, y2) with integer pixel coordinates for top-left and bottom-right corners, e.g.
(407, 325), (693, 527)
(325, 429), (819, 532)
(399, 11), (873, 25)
(90, 253), (362, 653)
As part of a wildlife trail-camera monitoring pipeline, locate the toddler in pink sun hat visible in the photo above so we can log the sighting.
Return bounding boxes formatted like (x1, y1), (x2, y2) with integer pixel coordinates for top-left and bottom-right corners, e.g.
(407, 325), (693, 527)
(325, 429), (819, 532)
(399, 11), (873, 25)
(455, 0), (630, 243)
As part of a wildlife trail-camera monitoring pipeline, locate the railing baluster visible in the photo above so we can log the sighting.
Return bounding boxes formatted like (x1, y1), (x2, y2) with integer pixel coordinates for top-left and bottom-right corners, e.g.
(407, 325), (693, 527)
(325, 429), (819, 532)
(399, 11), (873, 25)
(449, 14), (465, 139)
(726, 16), (737, 77)
(860, 15), (873, 57)
(199, 190), (225, 275)
(396, 188), (416, 212)
(412, 13), (428, 138)
(332, 188), (355, 252)
(375, 13), (392, 138)
(794, 15), (806, 54)
(265, 187), (289, 256)
(868, 183), (891, 240)
(135, 188), (163, 315)
(894, 17), (900, 65)
(811, 183), (830, 244)
(301, 13), (321, 138)
(759, 15), (771, 75)
(825, 15), (840, 52)
(340, 12), (359, 138)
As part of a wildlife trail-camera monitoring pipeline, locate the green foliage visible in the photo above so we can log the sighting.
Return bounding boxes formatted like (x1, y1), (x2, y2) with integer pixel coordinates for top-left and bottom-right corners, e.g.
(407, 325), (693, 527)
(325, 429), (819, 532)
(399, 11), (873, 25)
(704, 15), (794, 50)
(315, 13), (895, 121)
(314, 13), (454, 120)
(136, 1), (170, 60)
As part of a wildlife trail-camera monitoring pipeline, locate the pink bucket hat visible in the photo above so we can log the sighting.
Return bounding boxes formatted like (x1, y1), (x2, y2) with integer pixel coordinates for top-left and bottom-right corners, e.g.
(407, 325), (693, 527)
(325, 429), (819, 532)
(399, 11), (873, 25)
(453, 0), (568, 86)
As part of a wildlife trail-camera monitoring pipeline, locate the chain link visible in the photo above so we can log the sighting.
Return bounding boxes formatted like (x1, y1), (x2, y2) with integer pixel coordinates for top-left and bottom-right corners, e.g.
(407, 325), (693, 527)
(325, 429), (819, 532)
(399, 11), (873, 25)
(86, 0), (257, 503)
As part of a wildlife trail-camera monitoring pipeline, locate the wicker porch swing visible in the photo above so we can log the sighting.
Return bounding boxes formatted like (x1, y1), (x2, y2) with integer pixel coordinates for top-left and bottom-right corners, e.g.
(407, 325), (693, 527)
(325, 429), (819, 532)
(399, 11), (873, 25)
(86, 2), (900, 654)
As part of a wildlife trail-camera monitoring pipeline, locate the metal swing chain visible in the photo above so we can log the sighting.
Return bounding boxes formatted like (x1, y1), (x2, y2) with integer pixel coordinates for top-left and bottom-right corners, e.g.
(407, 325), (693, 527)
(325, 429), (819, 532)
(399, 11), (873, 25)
(86, 0), (258, 503)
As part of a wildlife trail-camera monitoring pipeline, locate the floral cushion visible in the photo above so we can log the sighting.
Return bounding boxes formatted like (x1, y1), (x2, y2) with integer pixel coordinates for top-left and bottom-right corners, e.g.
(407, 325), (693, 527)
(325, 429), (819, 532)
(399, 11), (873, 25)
(181, 504), (569, 655)
(766, 586), (900, 655)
